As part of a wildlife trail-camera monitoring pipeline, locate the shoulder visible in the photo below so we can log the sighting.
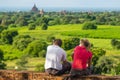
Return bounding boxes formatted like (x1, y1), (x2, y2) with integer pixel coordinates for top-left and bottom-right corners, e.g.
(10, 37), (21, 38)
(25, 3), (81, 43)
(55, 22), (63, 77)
(76, 45), (80, 48)
(58, 47), (66, 54)
(47, 45), (51, 48)
(47, 45), (53, 49)
(74, 46), (84, 51)
(74, 45), (80, 50)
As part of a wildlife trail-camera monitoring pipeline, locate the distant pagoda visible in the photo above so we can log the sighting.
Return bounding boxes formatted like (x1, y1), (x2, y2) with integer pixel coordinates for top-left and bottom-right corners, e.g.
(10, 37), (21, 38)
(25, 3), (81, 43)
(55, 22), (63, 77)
(40, 9), (44, 15)
(31, 4), (39, 12)
(60, 10), (67, 15)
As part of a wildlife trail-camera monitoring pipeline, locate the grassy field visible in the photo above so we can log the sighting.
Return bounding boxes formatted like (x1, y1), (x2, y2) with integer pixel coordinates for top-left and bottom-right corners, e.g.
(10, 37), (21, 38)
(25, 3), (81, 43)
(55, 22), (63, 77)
(17, 24), (120, 39)
(17, 24), (120, 51)
(2, 24), (120, 70)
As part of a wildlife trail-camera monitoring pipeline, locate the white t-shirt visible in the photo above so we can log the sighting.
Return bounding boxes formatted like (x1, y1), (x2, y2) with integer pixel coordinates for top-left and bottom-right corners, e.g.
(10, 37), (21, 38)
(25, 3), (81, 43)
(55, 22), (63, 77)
(45, 45), (66, 70)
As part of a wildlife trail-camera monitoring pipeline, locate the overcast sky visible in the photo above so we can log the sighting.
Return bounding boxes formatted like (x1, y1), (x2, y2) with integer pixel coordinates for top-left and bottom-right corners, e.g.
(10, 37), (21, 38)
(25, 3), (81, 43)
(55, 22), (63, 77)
(0, 0), (120, 8)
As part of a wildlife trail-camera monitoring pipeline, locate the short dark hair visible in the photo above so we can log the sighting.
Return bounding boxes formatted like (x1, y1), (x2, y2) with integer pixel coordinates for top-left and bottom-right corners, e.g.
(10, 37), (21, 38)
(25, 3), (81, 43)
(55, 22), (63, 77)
(53, 39), (62, 47)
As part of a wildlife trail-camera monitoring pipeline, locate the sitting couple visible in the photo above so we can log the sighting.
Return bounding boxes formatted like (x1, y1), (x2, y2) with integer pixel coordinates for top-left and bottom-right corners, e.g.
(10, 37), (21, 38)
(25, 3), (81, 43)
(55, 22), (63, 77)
(44, 39), (92, 77)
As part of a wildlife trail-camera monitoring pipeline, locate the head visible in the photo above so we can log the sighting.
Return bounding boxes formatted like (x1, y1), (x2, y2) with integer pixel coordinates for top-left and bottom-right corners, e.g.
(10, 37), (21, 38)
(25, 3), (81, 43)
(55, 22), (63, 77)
(80, 39), (91, 49)
(53, 39), (62, 47)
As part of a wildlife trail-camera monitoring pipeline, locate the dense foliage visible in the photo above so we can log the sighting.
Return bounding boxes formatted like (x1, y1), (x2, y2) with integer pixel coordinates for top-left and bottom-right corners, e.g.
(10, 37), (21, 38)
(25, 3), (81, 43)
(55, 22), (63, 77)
(111, 39), (120, 49)
(9, 24), (17, 28)
(63, 37), (80, 50)
(0, 25), (7, 33)
(41, 23), (48, 30)
(0, 49), (6, 69)
(91, 47), (106, 66)
(1, 11), (120, 27)
(82, 22), (97, 30)
(13, 35), (34, 51)
(1, 30), (18, 44)
(28, 23), (36, 30)
(25, 40), (48, 57)
(95, 55), (120, 75)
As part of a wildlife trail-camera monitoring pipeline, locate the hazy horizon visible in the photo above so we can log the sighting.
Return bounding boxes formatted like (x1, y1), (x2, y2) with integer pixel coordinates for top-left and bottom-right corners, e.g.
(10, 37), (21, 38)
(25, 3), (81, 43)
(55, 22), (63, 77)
(1, 7), (120, 12)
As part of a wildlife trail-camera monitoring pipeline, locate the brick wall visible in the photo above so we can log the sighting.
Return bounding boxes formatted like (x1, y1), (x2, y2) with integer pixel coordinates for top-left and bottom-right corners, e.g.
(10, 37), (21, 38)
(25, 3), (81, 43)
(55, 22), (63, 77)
(0, 70), (120, 80)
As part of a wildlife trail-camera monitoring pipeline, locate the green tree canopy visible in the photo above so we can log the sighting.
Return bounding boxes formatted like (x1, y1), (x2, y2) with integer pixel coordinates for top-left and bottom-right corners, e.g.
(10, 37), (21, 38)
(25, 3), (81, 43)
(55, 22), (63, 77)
(0, 49), (6, 69)
(1, 30), (18, 44)
(28, 23), (36, 30)
(111, 39), (120, 49)
(41, 23), (48, 30)
(82, 22), (97, 30)
(13, 35), (34, 51)
(91, 47), (106, 66)
(63, 37), (80, 50)
(25, 40), (48, 57)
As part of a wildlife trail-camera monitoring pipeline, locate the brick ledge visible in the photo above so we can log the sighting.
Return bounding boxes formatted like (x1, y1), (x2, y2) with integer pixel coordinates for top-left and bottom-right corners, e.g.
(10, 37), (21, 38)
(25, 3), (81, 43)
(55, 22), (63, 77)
(0, 70), (120, 80)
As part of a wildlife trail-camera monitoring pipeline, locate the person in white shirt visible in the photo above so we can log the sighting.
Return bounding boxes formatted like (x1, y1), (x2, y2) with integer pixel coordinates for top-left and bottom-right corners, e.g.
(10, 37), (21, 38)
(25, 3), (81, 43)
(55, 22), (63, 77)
(45, 39), (71, 76)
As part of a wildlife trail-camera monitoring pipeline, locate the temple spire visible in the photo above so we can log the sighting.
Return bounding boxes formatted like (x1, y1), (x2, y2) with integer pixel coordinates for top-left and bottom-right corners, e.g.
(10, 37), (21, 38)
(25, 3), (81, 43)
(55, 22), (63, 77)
(31, 4), (39, 12)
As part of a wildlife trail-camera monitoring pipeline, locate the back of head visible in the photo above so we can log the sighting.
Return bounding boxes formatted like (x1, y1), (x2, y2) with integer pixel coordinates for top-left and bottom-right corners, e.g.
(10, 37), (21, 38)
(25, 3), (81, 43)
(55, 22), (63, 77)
(80, 39), (90, 48)
(53, 39), (62, 47)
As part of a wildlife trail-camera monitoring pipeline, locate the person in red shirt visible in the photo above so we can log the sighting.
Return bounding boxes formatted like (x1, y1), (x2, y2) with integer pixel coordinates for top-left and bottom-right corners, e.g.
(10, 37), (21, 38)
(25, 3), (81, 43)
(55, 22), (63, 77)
(70, 39), (92, 77)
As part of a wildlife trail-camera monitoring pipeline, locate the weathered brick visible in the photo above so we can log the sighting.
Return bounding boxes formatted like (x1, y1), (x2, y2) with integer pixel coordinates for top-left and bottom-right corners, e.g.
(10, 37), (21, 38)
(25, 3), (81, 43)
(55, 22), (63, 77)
(0, 70), (120, 80)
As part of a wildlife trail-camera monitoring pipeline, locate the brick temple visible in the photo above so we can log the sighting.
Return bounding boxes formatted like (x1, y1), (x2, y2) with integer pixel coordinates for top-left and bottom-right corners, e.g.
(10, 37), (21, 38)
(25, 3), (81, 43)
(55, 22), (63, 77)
(31, 4), (39, 12)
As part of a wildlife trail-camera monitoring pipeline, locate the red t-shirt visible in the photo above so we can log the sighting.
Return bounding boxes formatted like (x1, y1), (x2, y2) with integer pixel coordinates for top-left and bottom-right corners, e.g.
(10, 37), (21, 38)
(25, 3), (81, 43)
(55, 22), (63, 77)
(72, 46), (92, 69)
